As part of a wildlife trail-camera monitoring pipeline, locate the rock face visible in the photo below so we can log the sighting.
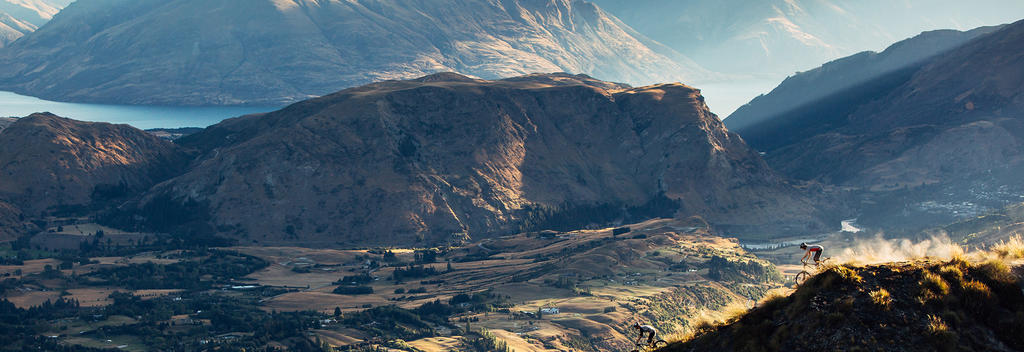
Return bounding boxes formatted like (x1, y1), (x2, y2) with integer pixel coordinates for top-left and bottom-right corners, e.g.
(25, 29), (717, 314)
(0, 113), (189, 216)
(725, 26), (1001, 133)
(0, 0), (705, 106)
(722, 20), (1024, 230)
(140, 73), (831, 246)
(592, 0), (1024, 77)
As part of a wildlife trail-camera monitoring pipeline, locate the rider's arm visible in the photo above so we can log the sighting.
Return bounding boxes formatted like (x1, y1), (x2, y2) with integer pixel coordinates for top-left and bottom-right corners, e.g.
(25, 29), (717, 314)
(800, 250), (809, 261)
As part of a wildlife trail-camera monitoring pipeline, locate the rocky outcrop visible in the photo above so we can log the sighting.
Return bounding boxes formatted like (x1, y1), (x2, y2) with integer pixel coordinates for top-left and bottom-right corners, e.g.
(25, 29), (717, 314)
(0, 0), (706, 106)
(136, 73), (833, 246)
(0, 113), (190, 216)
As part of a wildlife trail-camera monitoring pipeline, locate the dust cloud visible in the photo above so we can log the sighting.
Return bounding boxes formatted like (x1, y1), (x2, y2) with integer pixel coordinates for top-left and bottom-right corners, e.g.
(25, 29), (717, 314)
(834, 233), (965, 265)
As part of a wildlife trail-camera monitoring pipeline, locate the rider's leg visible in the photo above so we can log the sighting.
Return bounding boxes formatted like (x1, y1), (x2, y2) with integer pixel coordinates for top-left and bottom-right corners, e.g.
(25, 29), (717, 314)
(814, 250), (822, 264)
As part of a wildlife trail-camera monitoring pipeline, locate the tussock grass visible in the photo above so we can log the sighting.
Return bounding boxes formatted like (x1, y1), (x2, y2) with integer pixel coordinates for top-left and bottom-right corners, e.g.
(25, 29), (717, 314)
(991, 235), (1024, 259)
(869, 289), (893, 310)
(976, 260), (1014, 284)
(918, 271), (950, 303)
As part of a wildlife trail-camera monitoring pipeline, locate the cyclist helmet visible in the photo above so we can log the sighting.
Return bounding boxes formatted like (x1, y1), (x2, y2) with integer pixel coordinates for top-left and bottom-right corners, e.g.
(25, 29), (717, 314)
(633, 322), (641, 328)
(799, 243), (808, 249)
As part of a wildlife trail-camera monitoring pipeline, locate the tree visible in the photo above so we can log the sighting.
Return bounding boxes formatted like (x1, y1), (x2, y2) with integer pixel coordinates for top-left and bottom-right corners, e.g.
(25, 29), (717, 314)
(334, 307), (342, 317)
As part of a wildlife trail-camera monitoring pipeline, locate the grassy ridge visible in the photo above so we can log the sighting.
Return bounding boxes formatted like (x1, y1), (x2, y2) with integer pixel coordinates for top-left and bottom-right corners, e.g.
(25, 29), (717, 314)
(663, 258), (1024, 351)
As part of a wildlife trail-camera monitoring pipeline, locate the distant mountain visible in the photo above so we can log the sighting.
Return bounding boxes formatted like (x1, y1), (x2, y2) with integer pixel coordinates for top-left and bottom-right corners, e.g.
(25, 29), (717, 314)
(0, 0), (707, 106)
(721, 20), (1024, 231)
(0, 0), (69, 27)
(725, 26), (1001, 133)
(0, 0), (72, 47)
(592, 0), (1024, 77)
(0, 113), (189, 217)
(0, 12), (35, 47)
(114, 73), (833, 246)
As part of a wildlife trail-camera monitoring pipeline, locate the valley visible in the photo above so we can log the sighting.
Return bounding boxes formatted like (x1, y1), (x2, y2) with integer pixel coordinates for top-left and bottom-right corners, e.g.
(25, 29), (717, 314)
(0, 218), (784, 351)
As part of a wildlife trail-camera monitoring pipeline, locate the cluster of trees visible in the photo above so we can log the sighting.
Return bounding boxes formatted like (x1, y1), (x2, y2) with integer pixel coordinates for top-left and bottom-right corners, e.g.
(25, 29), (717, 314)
(705, 256), (782, 283)
(82, 250), (268, 290)
(516, 193), (680, 233)
(391, 264), (439, 281)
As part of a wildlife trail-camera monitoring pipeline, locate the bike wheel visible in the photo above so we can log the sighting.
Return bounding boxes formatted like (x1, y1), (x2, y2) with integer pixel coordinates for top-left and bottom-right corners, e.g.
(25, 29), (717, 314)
(653, 339), (668, 348)
(794, 271), (810, 285)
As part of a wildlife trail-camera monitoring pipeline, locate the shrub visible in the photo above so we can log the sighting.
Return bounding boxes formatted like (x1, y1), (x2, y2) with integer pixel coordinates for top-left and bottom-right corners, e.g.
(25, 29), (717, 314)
(869, 289), (893, 310)
(919, 271), (949, 303)
(975, 260), (1014, 284)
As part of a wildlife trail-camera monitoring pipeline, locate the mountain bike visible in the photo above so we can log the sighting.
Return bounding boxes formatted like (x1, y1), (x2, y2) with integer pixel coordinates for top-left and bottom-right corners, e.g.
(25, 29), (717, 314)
(794, 257), (831, 286)
(628, 332), (667, 352)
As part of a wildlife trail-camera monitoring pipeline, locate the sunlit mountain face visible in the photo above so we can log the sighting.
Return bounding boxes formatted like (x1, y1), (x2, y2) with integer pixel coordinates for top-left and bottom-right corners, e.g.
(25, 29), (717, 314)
(0, 0), (708, 106)
(0, 0), (73, 46)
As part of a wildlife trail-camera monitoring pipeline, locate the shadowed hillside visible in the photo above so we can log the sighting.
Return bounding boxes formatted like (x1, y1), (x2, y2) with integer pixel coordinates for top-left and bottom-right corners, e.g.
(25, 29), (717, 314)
(720, 19), (1024, 233)
(0, 113), (190, 219)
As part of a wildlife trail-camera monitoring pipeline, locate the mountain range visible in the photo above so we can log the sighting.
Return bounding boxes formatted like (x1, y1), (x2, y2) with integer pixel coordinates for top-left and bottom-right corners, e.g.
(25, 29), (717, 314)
(593, 0), (1024, 78)
(724, 19), (1024, 231)
(0, 0), (706, 106)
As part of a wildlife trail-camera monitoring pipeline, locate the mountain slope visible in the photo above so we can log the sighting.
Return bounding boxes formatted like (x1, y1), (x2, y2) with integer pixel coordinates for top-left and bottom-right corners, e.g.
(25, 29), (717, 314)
(0, 113), (189, 216)
(0, 0), (706, 106)
(0, 12), (35, 47)
(717, 20), (1024, 231)
(592, 0), (1024, 77)
(0, 0), (68, 27)
(725, 26), (1001, 133)
(663, 259), (1024, 351)
(122, 73), (833, 246)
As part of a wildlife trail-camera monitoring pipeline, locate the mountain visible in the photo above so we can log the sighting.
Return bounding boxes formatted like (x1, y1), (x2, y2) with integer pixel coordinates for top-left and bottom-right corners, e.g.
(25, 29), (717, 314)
(0, 0), (72, 46)
(720, 20), (1024, 231)
(664, 259), (1024, 351)
(0, 0), (70, 27)
(117, 73), (833, 246)
(0, 12), (35, 47)
(592, 0), (1024, 77)
(725, 26), (1001, 133)
(0, 113), (189, 217)
(0, 0), (706, 106)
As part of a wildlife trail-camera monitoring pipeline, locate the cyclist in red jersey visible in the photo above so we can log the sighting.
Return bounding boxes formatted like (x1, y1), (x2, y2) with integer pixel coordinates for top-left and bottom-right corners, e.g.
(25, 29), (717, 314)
(800, 243), (824, 265)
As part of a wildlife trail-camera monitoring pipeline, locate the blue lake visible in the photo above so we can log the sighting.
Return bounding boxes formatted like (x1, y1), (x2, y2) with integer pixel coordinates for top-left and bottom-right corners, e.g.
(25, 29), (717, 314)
(0, 91), (280, 130)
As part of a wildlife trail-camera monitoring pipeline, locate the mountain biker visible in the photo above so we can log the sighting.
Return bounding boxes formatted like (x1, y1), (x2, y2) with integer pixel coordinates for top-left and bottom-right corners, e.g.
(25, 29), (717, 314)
(633, 322), (658, 346)
(800, 242), (824, 265)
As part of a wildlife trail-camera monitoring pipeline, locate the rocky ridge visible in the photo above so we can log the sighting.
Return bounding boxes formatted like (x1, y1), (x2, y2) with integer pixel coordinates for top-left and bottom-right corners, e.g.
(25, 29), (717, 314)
(125, 73), (833, 246)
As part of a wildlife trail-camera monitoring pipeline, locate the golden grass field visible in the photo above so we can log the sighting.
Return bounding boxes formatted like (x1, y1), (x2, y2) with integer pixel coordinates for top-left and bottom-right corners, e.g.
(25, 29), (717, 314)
(227, 218), (780, 351)
(1, 218), (786, 351)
